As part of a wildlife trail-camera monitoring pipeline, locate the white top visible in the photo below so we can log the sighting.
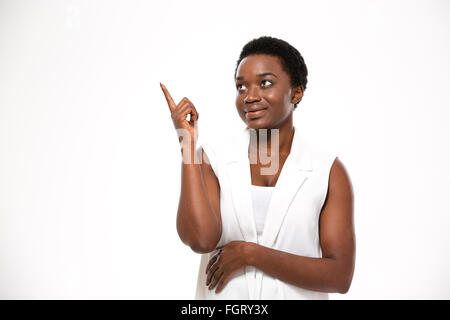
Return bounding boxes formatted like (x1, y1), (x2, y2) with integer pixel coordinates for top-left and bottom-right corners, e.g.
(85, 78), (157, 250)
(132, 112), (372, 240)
(195, 125), (336, 300)
(250, 185), (275, 243)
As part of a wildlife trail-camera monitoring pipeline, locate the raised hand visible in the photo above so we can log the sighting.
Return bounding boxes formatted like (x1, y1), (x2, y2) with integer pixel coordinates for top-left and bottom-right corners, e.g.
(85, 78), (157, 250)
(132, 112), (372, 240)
(160, 83), (199, 146)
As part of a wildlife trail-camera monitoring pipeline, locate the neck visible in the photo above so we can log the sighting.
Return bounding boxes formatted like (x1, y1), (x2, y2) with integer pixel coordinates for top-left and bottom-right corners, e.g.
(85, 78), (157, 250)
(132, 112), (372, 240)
(248, 118), (295, 159)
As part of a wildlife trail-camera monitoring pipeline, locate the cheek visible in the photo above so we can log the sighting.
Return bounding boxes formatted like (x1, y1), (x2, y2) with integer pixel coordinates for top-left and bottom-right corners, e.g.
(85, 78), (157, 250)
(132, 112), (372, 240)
(235, 96), (246, 119)
(266, 92), (287, 113)
(265, 89), (285, 104)
(283, 91), (292, 105)
(235, 96), (243, 109)
(235, 94), (242, 106)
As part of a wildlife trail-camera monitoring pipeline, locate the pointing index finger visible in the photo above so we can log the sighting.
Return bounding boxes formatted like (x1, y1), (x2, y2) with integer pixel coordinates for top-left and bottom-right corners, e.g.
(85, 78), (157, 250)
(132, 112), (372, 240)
(160, 83), (176, 112)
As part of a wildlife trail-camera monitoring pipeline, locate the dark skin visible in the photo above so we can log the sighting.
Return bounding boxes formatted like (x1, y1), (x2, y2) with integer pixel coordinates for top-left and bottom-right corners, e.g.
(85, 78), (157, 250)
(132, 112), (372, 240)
(235, 54), (303, 187)
(204, 54), (355, 294)
(160, 83), (221, 254)
(160, 53), (355, 294)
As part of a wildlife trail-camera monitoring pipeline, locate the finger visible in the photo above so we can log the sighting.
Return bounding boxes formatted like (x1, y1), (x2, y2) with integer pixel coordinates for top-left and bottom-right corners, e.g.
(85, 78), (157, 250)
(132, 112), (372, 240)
(175, 97), (195, 113)
(206, 252), (221, 274)
(180, 98), (198, 121)
(160, 83), (177, 112)
(209, 268), (224, 291)
(215, 273), (229, 294)
(179, 101), (200, 124)
(173, 103), (197, 124)
(171, 99), (189, 118)
(206, 259), (221, 285)
(172, 97), (194, 115)
(189, 106), (199, 122)
(206, 256), (217, 275)
(210, 248), (222, 263)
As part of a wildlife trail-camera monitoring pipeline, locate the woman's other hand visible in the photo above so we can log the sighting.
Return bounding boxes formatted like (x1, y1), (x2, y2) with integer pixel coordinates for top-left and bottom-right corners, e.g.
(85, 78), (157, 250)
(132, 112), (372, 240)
(205, 241), (253, 294)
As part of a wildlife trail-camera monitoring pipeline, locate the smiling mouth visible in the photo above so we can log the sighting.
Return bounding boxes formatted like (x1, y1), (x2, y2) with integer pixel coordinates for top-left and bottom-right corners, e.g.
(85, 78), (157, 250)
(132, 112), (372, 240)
(246, 108), (267, 119)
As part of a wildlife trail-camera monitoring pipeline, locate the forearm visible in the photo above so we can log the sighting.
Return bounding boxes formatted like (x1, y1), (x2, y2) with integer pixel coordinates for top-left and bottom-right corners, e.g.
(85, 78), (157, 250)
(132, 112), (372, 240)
(177, 143), (221, 253)
(246, 243), (351, 294)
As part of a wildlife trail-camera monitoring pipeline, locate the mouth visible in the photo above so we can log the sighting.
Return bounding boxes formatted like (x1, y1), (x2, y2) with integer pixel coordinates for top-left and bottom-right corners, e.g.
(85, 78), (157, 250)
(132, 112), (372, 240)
(245, 108), (268, 119)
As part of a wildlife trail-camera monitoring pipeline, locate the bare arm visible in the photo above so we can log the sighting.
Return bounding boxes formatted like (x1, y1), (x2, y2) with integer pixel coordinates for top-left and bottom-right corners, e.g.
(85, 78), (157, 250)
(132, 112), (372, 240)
(160, 82), (221, 254)
(177, 144), (222, 253)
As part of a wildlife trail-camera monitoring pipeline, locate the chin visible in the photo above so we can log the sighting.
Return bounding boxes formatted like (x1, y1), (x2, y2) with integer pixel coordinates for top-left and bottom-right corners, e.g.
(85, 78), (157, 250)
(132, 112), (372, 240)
(246, 121), (270, 130)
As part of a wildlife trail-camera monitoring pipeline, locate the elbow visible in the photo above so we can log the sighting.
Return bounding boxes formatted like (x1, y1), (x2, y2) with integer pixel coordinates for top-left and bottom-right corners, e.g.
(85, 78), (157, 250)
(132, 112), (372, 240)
(178, 236), (217, 254)
(336, 274), (353, 294)
(337, 283), (350, 294)
(178, 226), (222, 255)
(176, 218), (222, 254)
(182, 231), (221, 254)
(190, 242), (217, 254)
(330, 257), (354, 294)
(189, 237), (220, 254)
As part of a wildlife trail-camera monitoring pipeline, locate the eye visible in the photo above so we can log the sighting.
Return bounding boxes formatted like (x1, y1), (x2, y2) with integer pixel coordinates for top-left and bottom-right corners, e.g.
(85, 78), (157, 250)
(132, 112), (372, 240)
(236, 83), (246, 91)
(261, 79), (273, 87)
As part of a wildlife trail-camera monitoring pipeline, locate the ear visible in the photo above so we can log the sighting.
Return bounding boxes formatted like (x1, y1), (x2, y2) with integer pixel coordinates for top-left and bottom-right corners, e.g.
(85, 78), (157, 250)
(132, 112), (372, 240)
(291, 86), (304, 105)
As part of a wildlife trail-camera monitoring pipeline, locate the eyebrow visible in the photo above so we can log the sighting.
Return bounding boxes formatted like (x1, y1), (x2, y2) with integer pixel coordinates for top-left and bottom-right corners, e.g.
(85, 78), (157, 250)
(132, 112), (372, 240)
(236, 72), (278, 81)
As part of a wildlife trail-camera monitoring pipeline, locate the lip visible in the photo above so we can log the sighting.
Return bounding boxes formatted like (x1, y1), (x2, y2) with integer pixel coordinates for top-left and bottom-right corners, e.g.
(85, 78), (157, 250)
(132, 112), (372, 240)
(245, 105), (268, 112)
(246, 108), (267, 119)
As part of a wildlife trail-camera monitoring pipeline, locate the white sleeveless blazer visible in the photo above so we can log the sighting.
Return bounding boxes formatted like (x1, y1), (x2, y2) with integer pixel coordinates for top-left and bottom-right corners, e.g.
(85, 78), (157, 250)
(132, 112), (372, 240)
(195, 125), (337, 300)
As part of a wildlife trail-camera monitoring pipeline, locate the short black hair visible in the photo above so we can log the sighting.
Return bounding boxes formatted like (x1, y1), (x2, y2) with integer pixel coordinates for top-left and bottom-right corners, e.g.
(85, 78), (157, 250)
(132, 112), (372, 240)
(234, 36), (308, 110)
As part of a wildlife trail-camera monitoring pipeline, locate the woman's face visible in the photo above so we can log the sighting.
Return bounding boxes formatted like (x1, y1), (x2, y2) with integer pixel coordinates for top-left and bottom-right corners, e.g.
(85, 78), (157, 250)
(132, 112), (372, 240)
(235, 54), (302, 129)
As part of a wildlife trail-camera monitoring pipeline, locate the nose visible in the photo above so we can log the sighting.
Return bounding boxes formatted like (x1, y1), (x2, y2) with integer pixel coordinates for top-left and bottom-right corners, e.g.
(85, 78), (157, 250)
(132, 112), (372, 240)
(244, 85), (261, 104)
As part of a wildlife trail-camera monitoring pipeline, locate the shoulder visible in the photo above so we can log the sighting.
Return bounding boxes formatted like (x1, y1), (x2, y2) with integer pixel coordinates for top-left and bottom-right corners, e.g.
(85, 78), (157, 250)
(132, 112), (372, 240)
(198, 129), (240, 177)
(300, 137), (337, 173)
(199, 127), (245, 163)
(301, 138), (352, 197)
(328, 157), (354, 203)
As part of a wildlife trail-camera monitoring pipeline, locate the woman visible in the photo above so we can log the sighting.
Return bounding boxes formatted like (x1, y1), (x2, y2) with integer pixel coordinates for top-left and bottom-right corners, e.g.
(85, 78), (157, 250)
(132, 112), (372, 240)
(160, 36), (355, 299)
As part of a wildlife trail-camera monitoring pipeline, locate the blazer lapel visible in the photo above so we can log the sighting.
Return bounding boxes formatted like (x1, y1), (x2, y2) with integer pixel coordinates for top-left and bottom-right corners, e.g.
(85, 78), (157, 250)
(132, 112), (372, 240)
(256, 126), (313, 299)
(224, 125), (313, 299)
(225, 127), (258, 244)
(224, 127), (257, 299)
(225, 126), (313, 243)
(260, 127), (313, 248)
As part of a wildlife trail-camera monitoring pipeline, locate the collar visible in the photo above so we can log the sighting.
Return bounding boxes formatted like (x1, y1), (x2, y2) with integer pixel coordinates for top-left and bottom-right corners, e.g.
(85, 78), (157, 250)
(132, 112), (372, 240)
(224, 125), (313, 172)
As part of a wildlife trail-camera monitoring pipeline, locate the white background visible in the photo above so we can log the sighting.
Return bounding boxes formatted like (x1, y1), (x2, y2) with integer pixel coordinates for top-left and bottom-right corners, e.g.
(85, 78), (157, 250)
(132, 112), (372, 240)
(1, 0), (449, 299)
